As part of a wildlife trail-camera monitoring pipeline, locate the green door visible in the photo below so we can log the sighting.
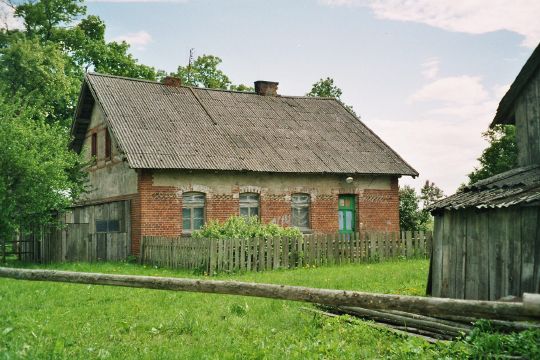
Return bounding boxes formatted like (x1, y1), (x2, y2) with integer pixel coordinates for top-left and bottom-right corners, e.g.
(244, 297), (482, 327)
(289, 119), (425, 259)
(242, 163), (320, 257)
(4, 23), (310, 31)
(338, 195), (356, 234)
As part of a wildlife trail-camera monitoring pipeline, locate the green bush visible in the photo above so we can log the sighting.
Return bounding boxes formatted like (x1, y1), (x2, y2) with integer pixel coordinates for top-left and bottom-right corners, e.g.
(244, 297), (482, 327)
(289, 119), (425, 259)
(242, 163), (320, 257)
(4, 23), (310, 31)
(192, 216), (302, 240)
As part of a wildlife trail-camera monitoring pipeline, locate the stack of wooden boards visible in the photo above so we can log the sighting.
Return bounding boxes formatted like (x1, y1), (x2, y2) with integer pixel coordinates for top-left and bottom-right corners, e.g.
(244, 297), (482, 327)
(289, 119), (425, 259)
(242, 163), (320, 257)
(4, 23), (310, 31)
(305, 296), (540, 343)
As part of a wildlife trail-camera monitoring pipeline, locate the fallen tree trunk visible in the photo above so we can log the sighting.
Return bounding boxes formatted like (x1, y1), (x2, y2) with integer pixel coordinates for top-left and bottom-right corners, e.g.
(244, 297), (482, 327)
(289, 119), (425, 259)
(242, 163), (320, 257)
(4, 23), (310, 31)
(0, 267), (539, 321)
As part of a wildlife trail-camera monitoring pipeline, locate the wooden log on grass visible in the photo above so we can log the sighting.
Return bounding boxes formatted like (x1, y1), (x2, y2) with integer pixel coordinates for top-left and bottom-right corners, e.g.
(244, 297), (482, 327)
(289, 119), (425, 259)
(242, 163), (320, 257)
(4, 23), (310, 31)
(300, 307), (445, 343)
(334, 306), (467, 338)
(0, 267), (539, 321)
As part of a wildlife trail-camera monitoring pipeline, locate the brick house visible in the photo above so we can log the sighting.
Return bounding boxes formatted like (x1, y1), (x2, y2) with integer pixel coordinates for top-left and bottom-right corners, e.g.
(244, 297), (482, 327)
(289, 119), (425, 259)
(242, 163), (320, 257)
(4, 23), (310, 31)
(70, 73), (418, 256)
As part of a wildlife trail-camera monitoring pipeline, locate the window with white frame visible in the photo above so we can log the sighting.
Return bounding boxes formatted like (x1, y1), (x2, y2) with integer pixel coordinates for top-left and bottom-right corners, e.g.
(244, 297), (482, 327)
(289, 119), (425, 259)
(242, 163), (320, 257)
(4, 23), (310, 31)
(182, 192), (205, 232)
(291, 194), (310, 230)
(239, 193), (259, 219)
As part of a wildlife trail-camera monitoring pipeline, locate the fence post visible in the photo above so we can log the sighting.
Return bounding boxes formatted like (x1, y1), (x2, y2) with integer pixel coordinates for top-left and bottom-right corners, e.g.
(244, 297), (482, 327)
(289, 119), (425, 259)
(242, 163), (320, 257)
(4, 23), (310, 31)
(209, 239), (216, 275)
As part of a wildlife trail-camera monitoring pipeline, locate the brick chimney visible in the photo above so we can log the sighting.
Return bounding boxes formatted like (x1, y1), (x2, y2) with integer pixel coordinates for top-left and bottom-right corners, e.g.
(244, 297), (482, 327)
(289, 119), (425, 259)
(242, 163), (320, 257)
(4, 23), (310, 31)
(254, 80), (278, 96)
(163, 76), (182, 87)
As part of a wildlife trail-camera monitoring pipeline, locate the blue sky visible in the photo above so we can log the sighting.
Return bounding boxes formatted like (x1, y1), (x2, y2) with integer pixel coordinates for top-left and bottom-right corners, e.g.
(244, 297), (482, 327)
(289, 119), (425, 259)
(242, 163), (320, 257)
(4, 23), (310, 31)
(4, 0), (539, 194)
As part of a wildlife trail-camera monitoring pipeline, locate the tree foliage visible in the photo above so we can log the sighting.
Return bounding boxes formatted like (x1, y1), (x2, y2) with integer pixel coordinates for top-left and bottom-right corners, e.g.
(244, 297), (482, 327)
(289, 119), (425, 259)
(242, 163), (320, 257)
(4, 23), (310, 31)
(307, 77), (356, 115)
(0, 100), (86, 240)
(399, 185), (430, 231)
(1, 0), (157, 127)
(420, 180), (444, 208)
(0, 37), (81, 126)
(170, 54), (253, 91)
(468, 124), (518, 184)
(307, 77), (343, 98)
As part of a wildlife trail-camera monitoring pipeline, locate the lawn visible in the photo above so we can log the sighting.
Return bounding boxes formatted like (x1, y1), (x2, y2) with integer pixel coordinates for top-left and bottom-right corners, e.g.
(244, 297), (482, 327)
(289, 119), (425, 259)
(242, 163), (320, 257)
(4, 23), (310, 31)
(0, 259), (538, 359)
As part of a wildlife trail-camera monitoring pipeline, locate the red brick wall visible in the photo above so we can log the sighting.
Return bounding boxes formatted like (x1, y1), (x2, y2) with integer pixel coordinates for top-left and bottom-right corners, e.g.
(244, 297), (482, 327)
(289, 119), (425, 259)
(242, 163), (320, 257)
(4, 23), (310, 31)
(134, 170), (182, 255)
(260, 195), (291, 227)
(131, 171), (401, 254)
(207, 194), (239, 222)
(311, 195), (339, 233)
(357, 178), (400, 232)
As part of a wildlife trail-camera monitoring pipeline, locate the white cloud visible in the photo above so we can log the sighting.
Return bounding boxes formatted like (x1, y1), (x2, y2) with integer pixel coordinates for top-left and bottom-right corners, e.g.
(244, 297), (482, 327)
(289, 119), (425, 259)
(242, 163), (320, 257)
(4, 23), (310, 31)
(321, 0), (540, 48)
(368, 116), (487, 194)
(113, 31), (152, 50)
(380, 72), (511, 193)
(409, 75), (489, 106)
(421, 57), (439, 79)
(0, 2), (24, 30)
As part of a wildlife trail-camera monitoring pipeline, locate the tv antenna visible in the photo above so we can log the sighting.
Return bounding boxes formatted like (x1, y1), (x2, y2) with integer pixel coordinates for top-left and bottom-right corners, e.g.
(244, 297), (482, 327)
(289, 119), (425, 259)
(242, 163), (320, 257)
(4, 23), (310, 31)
(187, 48), (195, 84)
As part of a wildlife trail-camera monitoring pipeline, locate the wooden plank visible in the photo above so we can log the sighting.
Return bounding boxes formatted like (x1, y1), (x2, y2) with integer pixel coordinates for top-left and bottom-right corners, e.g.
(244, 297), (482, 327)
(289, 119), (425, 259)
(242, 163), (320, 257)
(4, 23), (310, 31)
(453, 211), (467, 300)
(246, 238), (252, 272)
(521, 207), (537, 294)
(273, 237), (280, 269)
(488, 210), (503, 300)
(258, 237), (265, 271)
(431, 214), (444, 298)
(441, 211), (453, 298)
(534, 208), (540, 294)
(209, 239), (217, 274)
(283, 237), (289, 269)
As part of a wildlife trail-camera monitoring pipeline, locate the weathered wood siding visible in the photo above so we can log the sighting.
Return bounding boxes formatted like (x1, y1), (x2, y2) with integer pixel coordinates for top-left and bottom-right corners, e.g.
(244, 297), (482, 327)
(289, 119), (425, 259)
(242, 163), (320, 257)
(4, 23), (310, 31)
(431, 206), (540, 300)
(21, 201), (131, 263)
(514, 67), (540, 166)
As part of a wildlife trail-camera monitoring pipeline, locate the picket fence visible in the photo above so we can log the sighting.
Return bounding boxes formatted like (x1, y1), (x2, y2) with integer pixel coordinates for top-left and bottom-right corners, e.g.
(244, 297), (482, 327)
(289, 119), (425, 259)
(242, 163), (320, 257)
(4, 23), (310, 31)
(140, 231), (432, 274)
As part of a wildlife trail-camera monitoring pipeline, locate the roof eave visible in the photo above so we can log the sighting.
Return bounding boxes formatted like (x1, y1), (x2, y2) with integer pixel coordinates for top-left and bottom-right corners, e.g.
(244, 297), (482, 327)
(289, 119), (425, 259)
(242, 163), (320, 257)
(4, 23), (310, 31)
(490, 42), (540, 128)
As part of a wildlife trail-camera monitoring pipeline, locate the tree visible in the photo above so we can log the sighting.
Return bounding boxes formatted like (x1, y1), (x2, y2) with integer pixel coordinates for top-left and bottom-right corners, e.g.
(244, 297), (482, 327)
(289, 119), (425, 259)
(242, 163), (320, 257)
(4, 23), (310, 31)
(399, 185), (430, 231)
(468, 124), (518, 184)
(0, 0), (157, 128)
(307, 77), (343, 98)
(0, 37), (81, 126)
(307, 77), (356, 115)
(173, 54), (230, 89)
(420, 180), (444, 208)
(170, 54), (252, 91)
(0, 99), (86, 241)
(59, 15), (157, 79)
(15, 0), (86, 41)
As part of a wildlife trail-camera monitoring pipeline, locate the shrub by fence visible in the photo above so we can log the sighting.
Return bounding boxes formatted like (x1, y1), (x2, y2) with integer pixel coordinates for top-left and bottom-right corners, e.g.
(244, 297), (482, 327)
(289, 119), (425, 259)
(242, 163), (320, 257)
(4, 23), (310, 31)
(140, 231), (432, 274)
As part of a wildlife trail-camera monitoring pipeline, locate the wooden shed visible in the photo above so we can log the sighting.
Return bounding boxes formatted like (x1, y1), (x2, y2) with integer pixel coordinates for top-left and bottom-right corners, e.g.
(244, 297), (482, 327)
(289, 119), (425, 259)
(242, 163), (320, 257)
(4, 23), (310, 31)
(428, 44), (540, 301)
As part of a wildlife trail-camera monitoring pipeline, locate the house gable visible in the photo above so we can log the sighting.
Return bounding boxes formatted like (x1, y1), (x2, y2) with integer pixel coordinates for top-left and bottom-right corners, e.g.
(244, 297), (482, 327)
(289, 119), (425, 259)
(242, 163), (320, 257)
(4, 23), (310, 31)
(78, 103), (138, 203)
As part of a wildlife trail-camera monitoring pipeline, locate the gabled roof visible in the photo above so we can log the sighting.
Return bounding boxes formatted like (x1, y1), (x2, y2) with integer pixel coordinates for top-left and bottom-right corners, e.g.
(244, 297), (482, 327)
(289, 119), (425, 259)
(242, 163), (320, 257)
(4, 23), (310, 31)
(429, 165), (540, 211)
(71, 72), (418, 176)
(492, 42), (540, 127)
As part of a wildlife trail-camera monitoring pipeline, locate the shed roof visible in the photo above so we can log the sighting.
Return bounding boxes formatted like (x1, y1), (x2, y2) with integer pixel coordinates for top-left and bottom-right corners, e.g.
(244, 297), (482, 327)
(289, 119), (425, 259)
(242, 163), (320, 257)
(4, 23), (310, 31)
(71, 72), (418, 176)
(492, 42), (540, 127)
(429, 165), (540, 211)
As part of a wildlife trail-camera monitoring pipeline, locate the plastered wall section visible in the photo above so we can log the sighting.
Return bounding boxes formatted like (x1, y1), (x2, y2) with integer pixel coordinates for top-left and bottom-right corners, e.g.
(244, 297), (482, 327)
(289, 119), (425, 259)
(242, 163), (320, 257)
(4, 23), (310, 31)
(78, 105), (138, 203)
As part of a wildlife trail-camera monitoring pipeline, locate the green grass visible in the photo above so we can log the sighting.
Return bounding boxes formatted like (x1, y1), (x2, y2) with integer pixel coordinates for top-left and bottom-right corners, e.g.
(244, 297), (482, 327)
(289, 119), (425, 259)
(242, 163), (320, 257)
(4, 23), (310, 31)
(0, 259), (538, 359)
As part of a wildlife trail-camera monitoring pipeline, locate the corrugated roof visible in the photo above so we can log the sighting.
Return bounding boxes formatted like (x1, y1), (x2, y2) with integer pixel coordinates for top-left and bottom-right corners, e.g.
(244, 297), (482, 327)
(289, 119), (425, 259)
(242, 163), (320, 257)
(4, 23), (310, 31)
(72, 72), (418, 176)
(429, 165), (540, 211)
(491, 42), (540, 127)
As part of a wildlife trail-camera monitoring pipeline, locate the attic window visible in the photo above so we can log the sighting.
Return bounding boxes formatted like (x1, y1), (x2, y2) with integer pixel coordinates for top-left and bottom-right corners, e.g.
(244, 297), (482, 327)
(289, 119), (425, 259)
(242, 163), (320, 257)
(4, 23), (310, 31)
(105, 130), (111, 159)
(91, 133), (97, 158)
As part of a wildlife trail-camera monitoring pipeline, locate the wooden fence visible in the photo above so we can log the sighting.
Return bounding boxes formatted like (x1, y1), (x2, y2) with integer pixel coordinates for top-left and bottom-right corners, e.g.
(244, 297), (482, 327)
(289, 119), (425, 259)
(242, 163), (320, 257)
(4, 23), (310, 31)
(141, 231), (432, 274)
